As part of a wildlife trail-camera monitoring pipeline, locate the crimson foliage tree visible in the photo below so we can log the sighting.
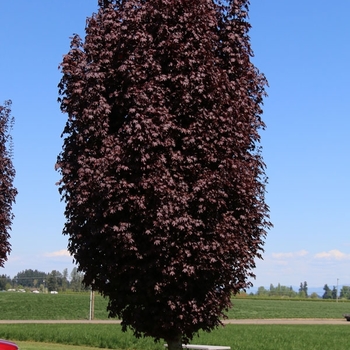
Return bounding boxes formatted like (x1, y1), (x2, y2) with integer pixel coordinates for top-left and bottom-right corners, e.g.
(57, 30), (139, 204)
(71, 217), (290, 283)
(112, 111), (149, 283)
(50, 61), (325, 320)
(0, 100), (17, 267)
(57, 0), (271, 348)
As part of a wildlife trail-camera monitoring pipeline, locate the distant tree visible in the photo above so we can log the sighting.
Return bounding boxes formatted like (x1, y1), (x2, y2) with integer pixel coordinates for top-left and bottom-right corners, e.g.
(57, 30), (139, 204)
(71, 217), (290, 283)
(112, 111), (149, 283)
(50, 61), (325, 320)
(70, 267), (85, 292)
(322, 284), (332, 299)
(257, 286), (268, 296)
(298, 290), (306, 298)
(332, 286), (337, 300)
(0, 100), (17, 267)
(285, 285), (297, 298)
(39, 283), (46, 293)
(298, 281), (308, 297)
(47, 270), (63, 291)
(269, 283), (278, 296)
(62, 268), (69, 291)
(303, 281), (308, 297)
(57, 0), (271, 348)
(340, 286), (350, 300)
(0, 274), (11, 290)
(310, 292), (319, 299)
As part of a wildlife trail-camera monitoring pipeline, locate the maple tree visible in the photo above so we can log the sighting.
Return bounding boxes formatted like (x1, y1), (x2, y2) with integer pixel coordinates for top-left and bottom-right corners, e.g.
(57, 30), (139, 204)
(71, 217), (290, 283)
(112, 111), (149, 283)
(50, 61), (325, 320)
(57, 0), (271, 348)
(0, 100), (17, 267)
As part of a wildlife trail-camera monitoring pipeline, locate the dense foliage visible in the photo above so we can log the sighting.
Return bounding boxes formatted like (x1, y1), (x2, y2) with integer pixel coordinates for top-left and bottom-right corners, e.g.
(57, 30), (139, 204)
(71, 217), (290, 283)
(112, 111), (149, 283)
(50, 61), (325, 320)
(13, 269), (47, 288)
(0, 274), (12, 290)
(0, 100), (17, 267)
(57, 0), (271, 346)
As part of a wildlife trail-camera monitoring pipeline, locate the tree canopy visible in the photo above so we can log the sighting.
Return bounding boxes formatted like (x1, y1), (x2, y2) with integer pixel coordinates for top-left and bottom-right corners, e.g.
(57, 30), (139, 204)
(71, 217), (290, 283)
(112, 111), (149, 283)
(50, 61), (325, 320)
(57, 0), (271, 347)
(0, 100), (17, 267)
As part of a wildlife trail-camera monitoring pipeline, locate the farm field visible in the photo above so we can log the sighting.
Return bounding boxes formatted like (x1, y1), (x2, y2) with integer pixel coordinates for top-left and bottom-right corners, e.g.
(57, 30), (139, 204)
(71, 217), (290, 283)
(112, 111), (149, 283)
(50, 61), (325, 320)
(1, 292), (349, 320)
(1, 293), (350, 349)
(0, 292), (109, 320)
(227, 297), (350, 319)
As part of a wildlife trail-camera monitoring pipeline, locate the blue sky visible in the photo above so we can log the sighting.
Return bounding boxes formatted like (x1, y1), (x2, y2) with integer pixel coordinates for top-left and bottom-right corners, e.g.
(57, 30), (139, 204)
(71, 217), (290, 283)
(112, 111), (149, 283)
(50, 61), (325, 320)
(0, 1), (349, 291)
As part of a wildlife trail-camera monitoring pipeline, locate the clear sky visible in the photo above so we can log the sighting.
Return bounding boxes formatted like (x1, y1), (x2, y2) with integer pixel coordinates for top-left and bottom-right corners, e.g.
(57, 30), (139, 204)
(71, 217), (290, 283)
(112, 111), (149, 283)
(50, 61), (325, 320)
(0, 1), (349, 291)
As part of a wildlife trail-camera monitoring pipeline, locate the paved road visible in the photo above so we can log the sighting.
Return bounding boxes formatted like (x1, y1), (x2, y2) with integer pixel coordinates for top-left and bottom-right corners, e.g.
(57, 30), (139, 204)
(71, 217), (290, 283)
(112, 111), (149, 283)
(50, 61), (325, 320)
(0, 319), (348, 325)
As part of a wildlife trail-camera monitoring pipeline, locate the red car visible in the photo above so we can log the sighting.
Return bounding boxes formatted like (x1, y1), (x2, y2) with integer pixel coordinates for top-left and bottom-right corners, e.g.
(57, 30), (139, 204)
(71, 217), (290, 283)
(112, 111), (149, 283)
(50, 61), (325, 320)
(0, 339), (18, 350)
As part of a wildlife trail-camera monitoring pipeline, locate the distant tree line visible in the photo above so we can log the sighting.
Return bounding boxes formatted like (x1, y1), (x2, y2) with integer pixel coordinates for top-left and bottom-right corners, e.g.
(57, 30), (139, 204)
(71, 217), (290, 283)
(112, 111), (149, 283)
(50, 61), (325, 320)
(252, 282), (350, 300)
(322, 284), (350, 300)
(254, 282), (312, 298)
(0, 268), (89, 292)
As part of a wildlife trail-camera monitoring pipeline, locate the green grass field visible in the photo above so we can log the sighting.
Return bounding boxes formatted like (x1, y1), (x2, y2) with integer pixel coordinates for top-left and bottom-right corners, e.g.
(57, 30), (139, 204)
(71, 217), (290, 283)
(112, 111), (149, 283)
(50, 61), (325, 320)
(0, 292), (109, 320)
(227, 297), (350, 319)
(1, 292), (349, 320)
(1, 293), (350, 349)
(2, 324), (350, 350)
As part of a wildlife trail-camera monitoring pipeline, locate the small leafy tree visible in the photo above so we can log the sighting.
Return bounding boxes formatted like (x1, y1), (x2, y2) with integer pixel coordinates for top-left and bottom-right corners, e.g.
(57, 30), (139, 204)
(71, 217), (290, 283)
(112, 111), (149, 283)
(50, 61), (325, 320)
(0, 100), (17, 267)
(57, 0), (271, 348)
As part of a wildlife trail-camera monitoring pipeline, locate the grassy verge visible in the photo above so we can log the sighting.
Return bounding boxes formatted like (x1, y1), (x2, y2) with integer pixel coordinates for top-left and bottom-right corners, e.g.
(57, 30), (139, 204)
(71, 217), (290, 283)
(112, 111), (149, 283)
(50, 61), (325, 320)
(2, 324), (350, 350)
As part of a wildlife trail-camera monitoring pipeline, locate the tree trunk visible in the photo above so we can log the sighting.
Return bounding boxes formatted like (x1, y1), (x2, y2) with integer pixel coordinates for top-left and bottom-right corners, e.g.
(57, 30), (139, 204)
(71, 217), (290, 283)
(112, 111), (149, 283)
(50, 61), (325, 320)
(166, 335), (183, 350)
